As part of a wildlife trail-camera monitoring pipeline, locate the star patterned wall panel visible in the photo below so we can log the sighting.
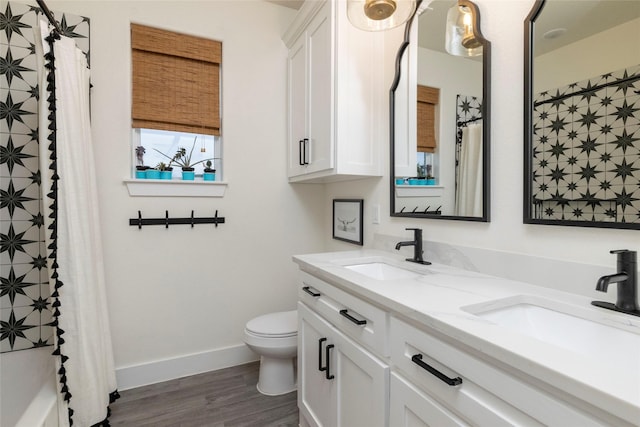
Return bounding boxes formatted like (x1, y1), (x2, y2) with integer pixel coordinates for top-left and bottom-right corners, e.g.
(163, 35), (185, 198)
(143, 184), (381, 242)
(0, 2), (89, 353)
(532, 65), (640, 223)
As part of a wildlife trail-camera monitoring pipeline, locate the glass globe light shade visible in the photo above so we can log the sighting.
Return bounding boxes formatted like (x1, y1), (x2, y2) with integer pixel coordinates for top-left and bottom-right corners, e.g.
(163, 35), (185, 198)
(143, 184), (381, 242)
(445, 4), (482, 57)
(347, 0), (417, 32)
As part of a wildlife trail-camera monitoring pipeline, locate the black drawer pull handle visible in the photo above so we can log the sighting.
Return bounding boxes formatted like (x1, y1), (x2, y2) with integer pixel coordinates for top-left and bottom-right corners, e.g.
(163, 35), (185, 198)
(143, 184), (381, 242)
(318, 338), (327, 372)
(411, 354), (462, 386)
(339, 309), (367, 325)
(299, 139), (304, 166)
(325, 344), (335, 380)
(303, 138), (309, 165)
(303, 286), (321, 297)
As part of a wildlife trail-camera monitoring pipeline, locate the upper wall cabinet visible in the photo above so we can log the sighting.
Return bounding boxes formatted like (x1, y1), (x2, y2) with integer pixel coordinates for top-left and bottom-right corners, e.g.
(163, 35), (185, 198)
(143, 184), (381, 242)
(283, 0), (385, 183)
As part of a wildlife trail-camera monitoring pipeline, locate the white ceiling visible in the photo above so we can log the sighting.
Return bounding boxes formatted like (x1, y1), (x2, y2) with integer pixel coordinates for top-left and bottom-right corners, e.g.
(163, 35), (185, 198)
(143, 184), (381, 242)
(417, 0), (640, 56)
(533, 0), (640, 56)
(266, 0), (304, 9)
(267, 0), (640, 56)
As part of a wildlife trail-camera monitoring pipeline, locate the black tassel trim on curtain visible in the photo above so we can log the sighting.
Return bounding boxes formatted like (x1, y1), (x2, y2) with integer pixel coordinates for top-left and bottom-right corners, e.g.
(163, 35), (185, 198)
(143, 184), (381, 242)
(42, 28), (120, 427)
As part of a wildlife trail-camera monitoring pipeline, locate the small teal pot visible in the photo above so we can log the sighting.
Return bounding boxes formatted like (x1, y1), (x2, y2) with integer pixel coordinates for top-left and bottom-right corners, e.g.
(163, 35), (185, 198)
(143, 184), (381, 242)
(395, 178), (406, 185)
(203, 171), (216, 181)
(408, 179), (420, 185)
(135, 166), (149, 179)
(182, 168), (195, 180)
(146, 169), (160, 179)
(160, 170), (172, 180)
(426, 178), (436, 185)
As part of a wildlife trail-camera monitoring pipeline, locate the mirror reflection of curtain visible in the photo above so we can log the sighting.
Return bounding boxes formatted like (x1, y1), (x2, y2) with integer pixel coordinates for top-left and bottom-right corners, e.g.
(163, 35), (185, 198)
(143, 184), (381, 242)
(455, 123), (483, 216)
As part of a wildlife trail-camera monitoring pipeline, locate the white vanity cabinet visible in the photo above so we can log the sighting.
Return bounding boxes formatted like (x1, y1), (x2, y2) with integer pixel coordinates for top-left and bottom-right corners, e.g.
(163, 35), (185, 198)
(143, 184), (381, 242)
(295, 255), (636, 427)
(283, 0), (384, 183)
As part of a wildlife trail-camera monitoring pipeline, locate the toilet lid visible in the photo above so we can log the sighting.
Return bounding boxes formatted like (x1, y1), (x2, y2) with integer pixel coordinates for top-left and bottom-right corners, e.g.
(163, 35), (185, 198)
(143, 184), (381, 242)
(246, 310), (297, 338)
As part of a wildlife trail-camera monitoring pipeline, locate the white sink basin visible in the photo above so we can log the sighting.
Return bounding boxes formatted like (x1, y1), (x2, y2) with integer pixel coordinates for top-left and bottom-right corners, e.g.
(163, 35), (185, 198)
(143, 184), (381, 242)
(463, 296), (640, 367)
(344, 262), (419, 280)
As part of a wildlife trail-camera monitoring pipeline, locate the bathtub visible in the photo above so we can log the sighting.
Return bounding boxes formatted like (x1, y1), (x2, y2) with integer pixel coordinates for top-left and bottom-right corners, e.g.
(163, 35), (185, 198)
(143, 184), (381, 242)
(1, 347), (58, 427)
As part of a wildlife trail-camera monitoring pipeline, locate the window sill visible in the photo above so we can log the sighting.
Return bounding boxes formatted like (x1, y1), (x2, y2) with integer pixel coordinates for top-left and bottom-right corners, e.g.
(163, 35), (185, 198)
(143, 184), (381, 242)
(395, 185), (444, 198)
(124, 179), (227, 197)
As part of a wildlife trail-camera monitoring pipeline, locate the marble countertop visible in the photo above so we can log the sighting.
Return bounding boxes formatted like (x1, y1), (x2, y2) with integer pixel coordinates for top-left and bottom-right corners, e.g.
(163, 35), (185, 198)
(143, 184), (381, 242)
(293, 249), (640, 425)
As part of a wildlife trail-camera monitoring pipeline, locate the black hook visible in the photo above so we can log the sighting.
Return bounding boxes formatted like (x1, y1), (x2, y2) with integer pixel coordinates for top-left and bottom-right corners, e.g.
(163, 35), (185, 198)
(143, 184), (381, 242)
(138, 210), (142, 229)
(190, 210), (195, 228)
(165, 210), (169, 229)
(214, 210), (219, 228)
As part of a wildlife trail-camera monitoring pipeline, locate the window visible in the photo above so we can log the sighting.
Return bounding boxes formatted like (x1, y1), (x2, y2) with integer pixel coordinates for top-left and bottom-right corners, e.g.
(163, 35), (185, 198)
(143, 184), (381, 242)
(131, 24), (222, 178)
(133, 129), (220, 178)
(416, 152), (434, 178)
(416, 85), (439, 153)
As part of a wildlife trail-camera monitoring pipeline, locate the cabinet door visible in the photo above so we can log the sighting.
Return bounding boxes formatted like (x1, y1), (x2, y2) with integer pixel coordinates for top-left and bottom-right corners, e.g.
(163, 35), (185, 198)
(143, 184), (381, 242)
(287, 34), (307, 178)
(390, 372), (468, 427)
(332, 326), (389, 427)
(299, 302), (337, 427)
(305, 1), (333, 174)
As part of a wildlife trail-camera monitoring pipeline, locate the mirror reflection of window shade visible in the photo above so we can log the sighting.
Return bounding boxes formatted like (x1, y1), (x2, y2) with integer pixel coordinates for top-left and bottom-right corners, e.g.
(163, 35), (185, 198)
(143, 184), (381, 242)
(417, 85), (439, 153)
(131, 24), (222, 136)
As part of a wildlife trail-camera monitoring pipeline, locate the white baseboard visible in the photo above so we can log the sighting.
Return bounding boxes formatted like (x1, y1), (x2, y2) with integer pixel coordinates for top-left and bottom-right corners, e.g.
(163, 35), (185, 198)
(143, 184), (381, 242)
(115, 344), (259, 391)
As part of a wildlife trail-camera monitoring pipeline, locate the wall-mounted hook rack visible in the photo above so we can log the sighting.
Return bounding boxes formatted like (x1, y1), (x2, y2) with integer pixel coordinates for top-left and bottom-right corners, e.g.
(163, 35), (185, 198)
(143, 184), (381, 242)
(399, 206), (442, 215)
(129, 210), (225, 229)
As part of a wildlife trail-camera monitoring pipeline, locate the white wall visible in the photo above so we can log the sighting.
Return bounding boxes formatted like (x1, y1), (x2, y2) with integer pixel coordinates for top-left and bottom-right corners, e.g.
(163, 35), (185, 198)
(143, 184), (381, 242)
(325, 0), (640, 275)
(535, 16), (640, 93)
(38, 0), (325, 387)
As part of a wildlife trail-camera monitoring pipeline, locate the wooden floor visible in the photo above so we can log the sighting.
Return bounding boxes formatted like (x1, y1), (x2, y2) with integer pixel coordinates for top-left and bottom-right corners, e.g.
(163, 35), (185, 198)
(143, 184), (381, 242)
(109, 362), (299, 427)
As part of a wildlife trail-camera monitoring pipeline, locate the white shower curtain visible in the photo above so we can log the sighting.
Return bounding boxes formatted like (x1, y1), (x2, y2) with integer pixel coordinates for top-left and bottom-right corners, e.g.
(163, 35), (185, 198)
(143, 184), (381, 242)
(455, 123), (483, 217)
(36, 20), (118, 427)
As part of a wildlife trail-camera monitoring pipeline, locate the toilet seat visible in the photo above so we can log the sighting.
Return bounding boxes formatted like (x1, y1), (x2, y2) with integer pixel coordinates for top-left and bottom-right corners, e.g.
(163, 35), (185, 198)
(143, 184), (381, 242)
(245, 310), (297, 338)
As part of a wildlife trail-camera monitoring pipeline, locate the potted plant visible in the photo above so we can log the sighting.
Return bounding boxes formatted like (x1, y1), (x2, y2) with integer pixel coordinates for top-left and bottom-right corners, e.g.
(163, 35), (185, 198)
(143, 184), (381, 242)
(146, 166), (160, 179)
(203, 160), (216, 181)
(157, 162), (173, 180)
(135, 146), (149, 178)
(154, 137), (212, 181)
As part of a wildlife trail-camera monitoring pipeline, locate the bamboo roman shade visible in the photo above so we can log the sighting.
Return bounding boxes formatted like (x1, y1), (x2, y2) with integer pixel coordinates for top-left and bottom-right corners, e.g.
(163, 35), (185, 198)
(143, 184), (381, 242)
(131, 24), (222, 136)
(417, 85), (439, 153)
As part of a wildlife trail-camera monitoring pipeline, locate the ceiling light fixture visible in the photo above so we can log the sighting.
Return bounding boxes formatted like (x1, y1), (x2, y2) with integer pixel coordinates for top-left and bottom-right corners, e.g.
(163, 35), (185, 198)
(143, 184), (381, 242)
(347, 0), (417, 31)
(445, 1), (482, 57)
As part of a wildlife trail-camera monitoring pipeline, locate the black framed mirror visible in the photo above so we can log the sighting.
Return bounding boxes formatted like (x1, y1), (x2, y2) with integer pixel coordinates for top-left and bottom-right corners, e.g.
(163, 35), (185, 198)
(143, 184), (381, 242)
(524, 0), (640, 229)
(390, 0), (490, 221)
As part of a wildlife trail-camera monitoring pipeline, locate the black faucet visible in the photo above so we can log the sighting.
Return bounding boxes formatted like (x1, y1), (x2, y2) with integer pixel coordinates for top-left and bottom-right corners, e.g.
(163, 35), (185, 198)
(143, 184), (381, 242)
(592, 249), (640, 317)
(395, 228), (431, 265)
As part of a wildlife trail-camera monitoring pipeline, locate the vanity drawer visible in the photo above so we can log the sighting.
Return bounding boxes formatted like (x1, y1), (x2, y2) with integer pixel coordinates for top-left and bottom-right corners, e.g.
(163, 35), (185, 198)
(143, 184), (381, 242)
(299, 271), (389, 357)
(390, 316), (613, 427)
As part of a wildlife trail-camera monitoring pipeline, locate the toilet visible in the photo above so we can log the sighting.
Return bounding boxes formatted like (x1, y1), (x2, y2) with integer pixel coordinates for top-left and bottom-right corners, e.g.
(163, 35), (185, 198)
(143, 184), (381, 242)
(243, 310), (298, 396)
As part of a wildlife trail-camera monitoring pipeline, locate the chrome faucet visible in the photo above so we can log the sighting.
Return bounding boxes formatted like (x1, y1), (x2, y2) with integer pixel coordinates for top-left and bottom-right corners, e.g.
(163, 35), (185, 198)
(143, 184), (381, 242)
(395, 228), (431, 265)
(592, 249), (639, 316)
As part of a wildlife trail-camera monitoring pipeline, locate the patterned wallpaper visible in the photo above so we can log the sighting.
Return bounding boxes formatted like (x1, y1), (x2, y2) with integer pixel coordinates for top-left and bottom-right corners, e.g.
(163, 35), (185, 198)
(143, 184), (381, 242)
(531, 65), (640, 222)
(0, 2), (89, 353)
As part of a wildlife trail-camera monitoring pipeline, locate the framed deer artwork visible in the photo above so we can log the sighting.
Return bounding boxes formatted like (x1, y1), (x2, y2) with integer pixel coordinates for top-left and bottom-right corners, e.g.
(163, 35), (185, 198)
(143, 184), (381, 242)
(333, 199), (364, 246)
